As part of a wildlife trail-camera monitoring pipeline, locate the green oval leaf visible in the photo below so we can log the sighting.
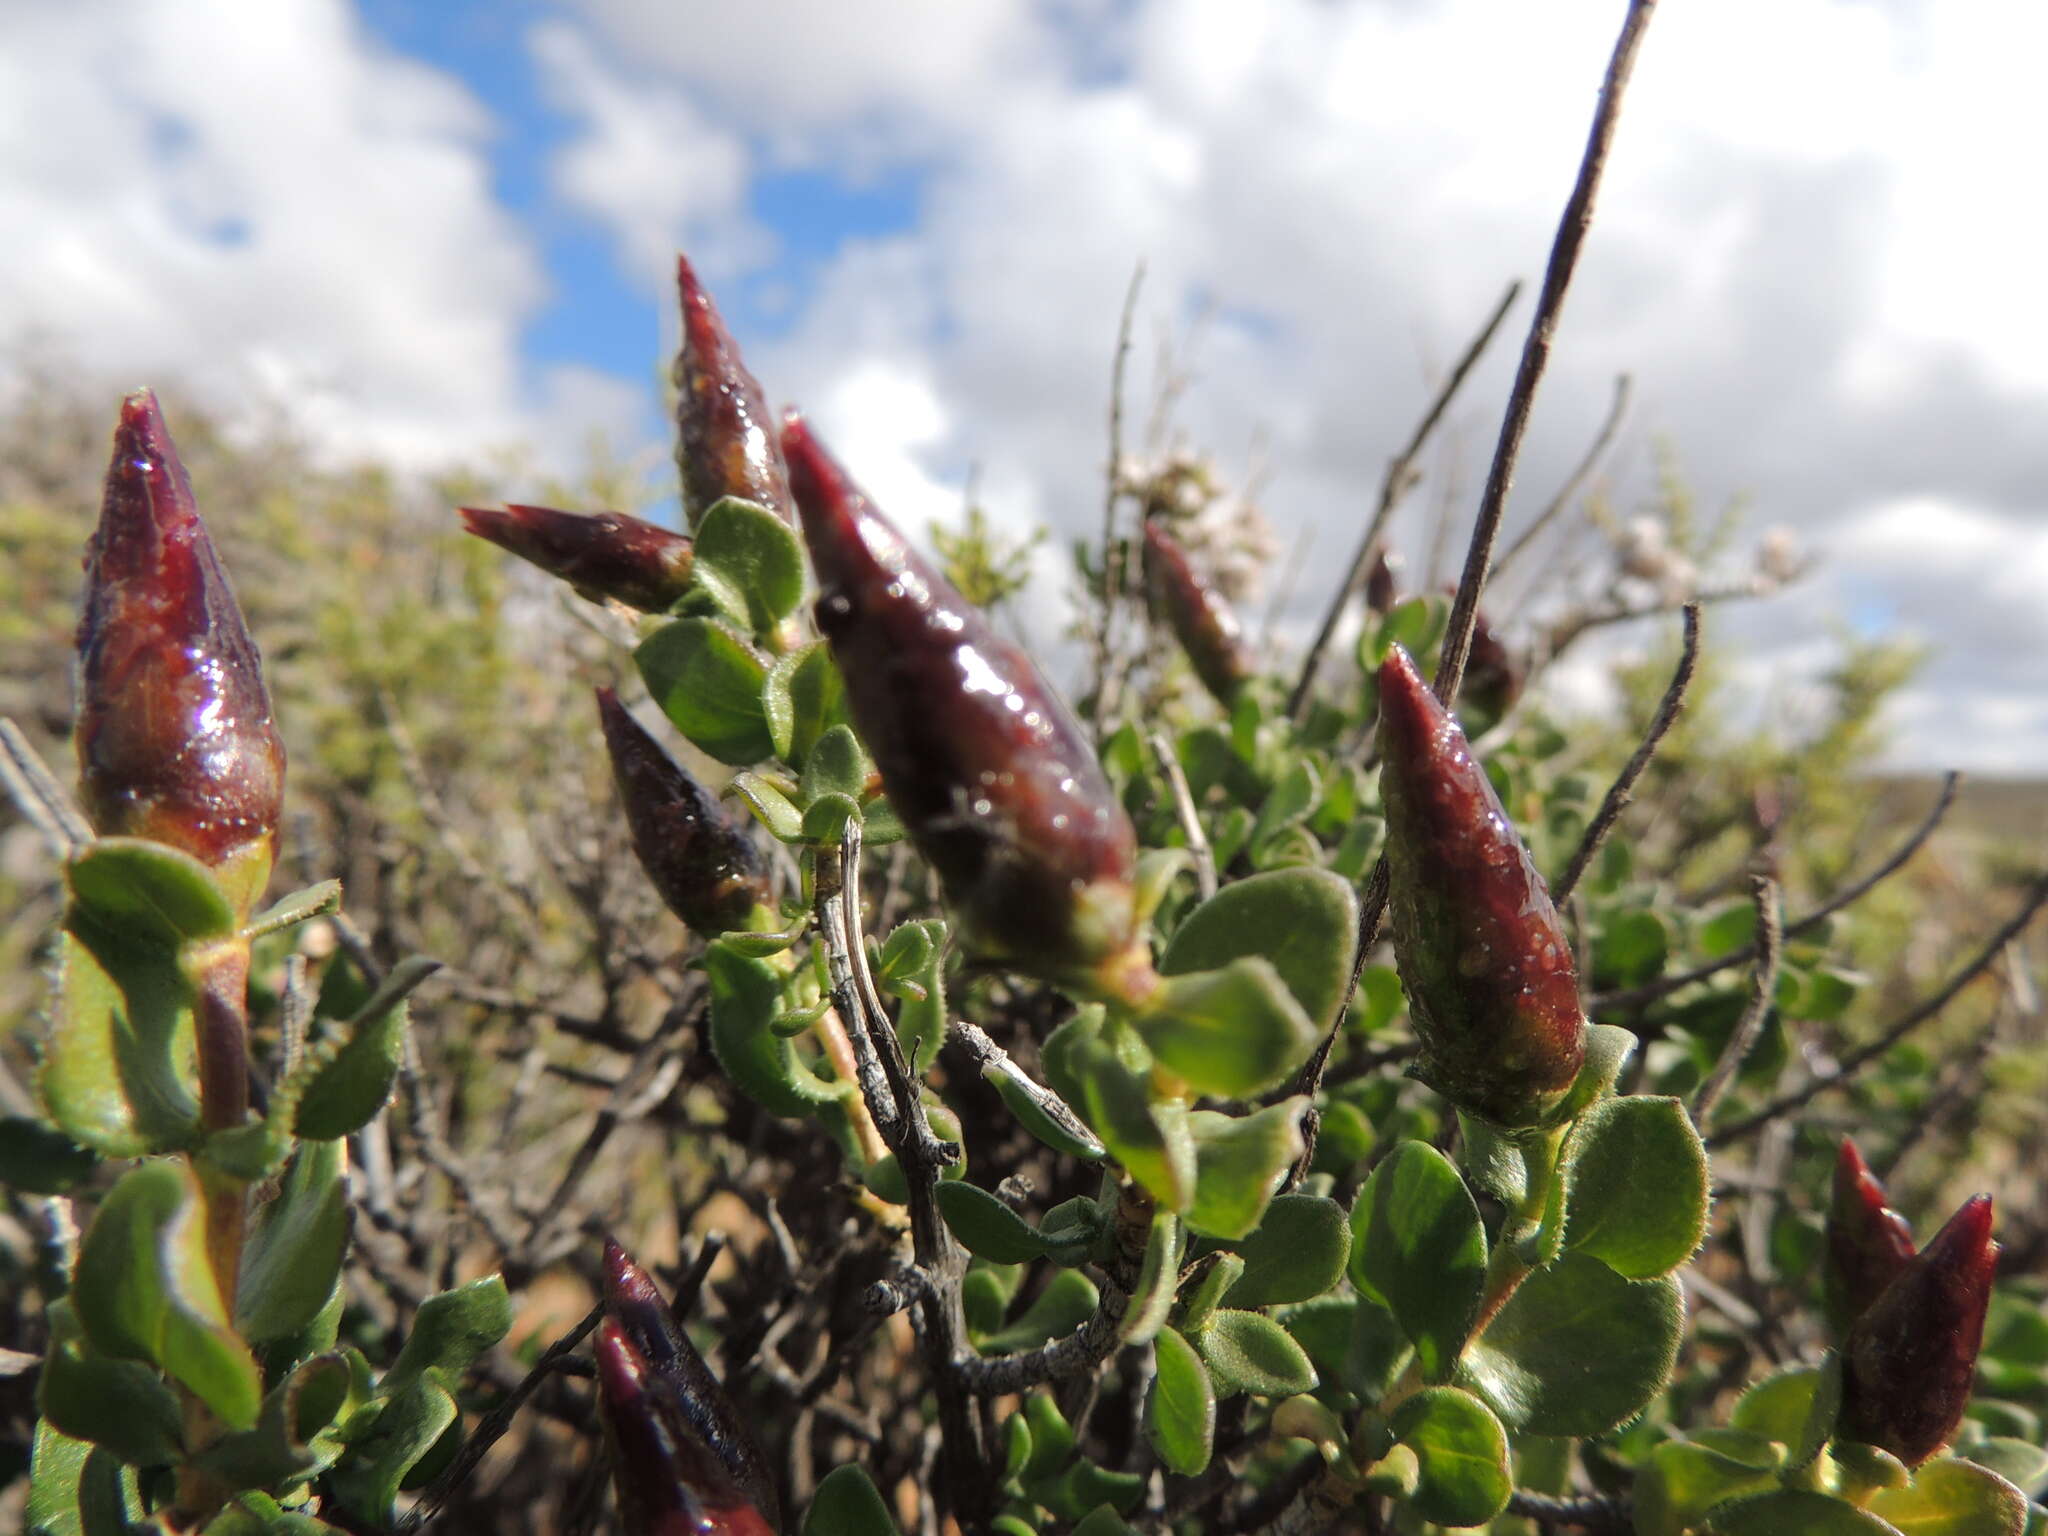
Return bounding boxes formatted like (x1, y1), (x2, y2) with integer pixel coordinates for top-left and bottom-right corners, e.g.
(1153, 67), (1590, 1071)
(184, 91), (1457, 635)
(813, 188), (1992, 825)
(71, 1160), (263, 1430)
(1146, 1326), (1216, 1475)
(1184, 1099), (1307, 1241)
(1455, 1252), (1681, 1437)
(762, 642), (847, 768)
(703, 942), (849, 1117)
(934, 1182), (1048, 1265)
(694, 496), (806, 635)
(1223, 1194), (1350, 1308)
(1139, 956), (1320, 1098)
(730, 771), (804, 841)
(1868, 1458), (2027, 1536)
(292, 957), (435, 1140)
(804, 1464), (902, 1536)
(38, 1300), (185, 1468)
(1634, 1437), (1785, 1536)
(1562, 1095), (1708, 1278)
(382, 1275), (512, 1395)
(41, 918), (202, 1158)
(1160, 868), (1360, 1031)
(1351, 1141), (1485, 1382)
(236, 1140), (350, 1345)
(1196, 1308), (1318, 1399)
(1390, 1385), (1512, 1528)
(979, 1270), (1099, 1355)
(1704, 1490), (1903, 1533)
(66, 838), (235, 947)
(636, 616), (773, 765)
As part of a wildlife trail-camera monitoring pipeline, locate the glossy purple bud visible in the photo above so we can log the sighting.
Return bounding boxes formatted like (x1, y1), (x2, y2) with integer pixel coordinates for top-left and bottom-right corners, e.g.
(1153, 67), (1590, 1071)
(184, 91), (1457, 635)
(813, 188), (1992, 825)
(1376, 645), (1583, 1125)
(460, 504), (694, 612)
(1841, 1195), (1997, 1467)
(783, 413), (1147, 992)
(75, 390), (284, 914)
(595, 1320), (779, 1536)
(1824, 1138), (1917, 1337)
(674, 253), (791, 529)
(1142, 519), (1253, 706)
(596, 690), (770, 935)
(602, 1240), (782, 1531)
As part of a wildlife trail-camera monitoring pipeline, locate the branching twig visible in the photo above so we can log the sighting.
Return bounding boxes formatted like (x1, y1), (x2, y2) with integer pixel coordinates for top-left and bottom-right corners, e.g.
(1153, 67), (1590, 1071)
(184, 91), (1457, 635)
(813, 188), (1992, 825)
(1709, 871), (2048, 1147)
(1493, 372), (1632, 583)
(1592, 772), (1961, 1012)
(404, 1303), (604, 1532)
(1286, 280), (1522, 721)
(818, 819), (986, 1513)
(1692, 875), (1781, 1126)
(1434, 0), (1661, 711)
(1552, 602), (1700, 904)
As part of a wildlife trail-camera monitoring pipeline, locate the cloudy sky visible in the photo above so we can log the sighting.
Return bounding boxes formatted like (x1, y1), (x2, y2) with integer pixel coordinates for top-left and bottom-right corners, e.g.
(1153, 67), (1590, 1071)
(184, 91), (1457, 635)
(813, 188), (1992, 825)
(4, 0), (2042, 773)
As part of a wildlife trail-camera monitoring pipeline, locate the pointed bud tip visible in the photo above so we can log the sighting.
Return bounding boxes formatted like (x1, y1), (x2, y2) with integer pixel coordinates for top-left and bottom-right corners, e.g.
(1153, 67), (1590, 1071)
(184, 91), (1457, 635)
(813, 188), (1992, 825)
(593, 1317), (649, 1404)
(1376, 645), (1443, 749)
(602, 1237), (665, 1313)
(1930, 1194), (1997, 1262)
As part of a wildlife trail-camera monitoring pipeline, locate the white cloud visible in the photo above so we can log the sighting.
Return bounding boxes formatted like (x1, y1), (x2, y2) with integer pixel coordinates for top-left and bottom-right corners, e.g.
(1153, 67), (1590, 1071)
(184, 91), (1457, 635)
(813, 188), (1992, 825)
(530, 20), (763, 293)
(539, 0), (2044, 770)
(0, 0), (631, 470)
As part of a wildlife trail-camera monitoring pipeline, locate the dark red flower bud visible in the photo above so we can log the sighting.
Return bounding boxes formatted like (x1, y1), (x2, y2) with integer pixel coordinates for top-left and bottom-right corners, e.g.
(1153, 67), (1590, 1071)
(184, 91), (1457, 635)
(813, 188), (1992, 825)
(1824, 1138), (1916, 1336)
(1376, 645), (1583, 1125)
(602, 1240), (781, 1531)
(75, 390), (284, 915)
(783, 413), (1147, 990)
(1460, 609), (1524, 727)
(1841, 1195), (1997, 1466)
(1142, 519), (1253, 706)
(1364, 544), (1402, 616)
(460, 504), (694, 612)
(673, 253), (791, 529)
(595, 1321), (779, 1536)
(596, 690), (770, 935)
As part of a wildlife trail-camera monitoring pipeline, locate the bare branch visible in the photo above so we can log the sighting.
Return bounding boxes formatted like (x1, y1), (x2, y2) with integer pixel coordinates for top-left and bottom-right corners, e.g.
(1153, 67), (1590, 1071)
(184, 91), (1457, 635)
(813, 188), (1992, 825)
(1552, 602), (1700, 904)
(405, 1303), (604, 1532)
(1505, 1490), (1634, 1532)
(1435, 0), (1662, 710)
(1286, 280), (1522, 721)
(0, 716), (93, 856)
(1149, 729), (1217, 899)
(1493, 371), (1633, 583)
(1094, 260), (1147, 738)
(1692, 875), (1781, 1126)
(1710, 871), (2048, 1147)
(1593, 772), (1961, 1012)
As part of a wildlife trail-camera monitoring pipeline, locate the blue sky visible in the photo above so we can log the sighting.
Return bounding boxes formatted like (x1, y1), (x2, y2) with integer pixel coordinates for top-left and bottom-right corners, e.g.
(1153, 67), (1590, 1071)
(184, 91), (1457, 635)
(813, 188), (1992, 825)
(2, 0), (2045, 771)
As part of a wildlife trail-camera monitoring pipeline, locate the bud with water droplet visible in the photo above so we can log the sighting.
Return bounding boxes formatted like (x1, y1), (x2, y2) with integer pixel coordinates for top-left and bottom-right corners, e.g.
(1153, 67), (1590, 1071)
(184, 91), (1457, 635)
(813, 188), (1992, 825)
(1376, 645), (1583, 1124)
(460, 503), (695, 612)
(784, 412), (1149, 996)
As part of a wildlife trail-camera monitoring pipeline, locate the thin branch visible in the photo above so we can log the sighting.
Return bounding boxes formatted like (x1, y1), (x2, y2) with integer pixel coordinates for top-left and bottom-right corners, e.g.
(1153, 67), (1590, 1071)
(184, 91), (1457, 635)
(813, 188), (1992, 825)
(1692, 875), (1781, 1126)
(1280, 857), (1393, 1181)
(1286, 280), (1522, 721)
(0, 716), (93, 856)
(404, 1303), (604, 1532)
(1540, 574), (1778, 664)
(818, 819), (986, 1513)
(1094, 260), (1147, 739)
(1434, 0), (1662, 710)
(1552, 602), (1700, 904)
(1593, 772), (1961, 1012)
(1493, 371), (1632, 583)
(1149, 729), (1217, 899)
(1710, 871), (2048, 1147)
